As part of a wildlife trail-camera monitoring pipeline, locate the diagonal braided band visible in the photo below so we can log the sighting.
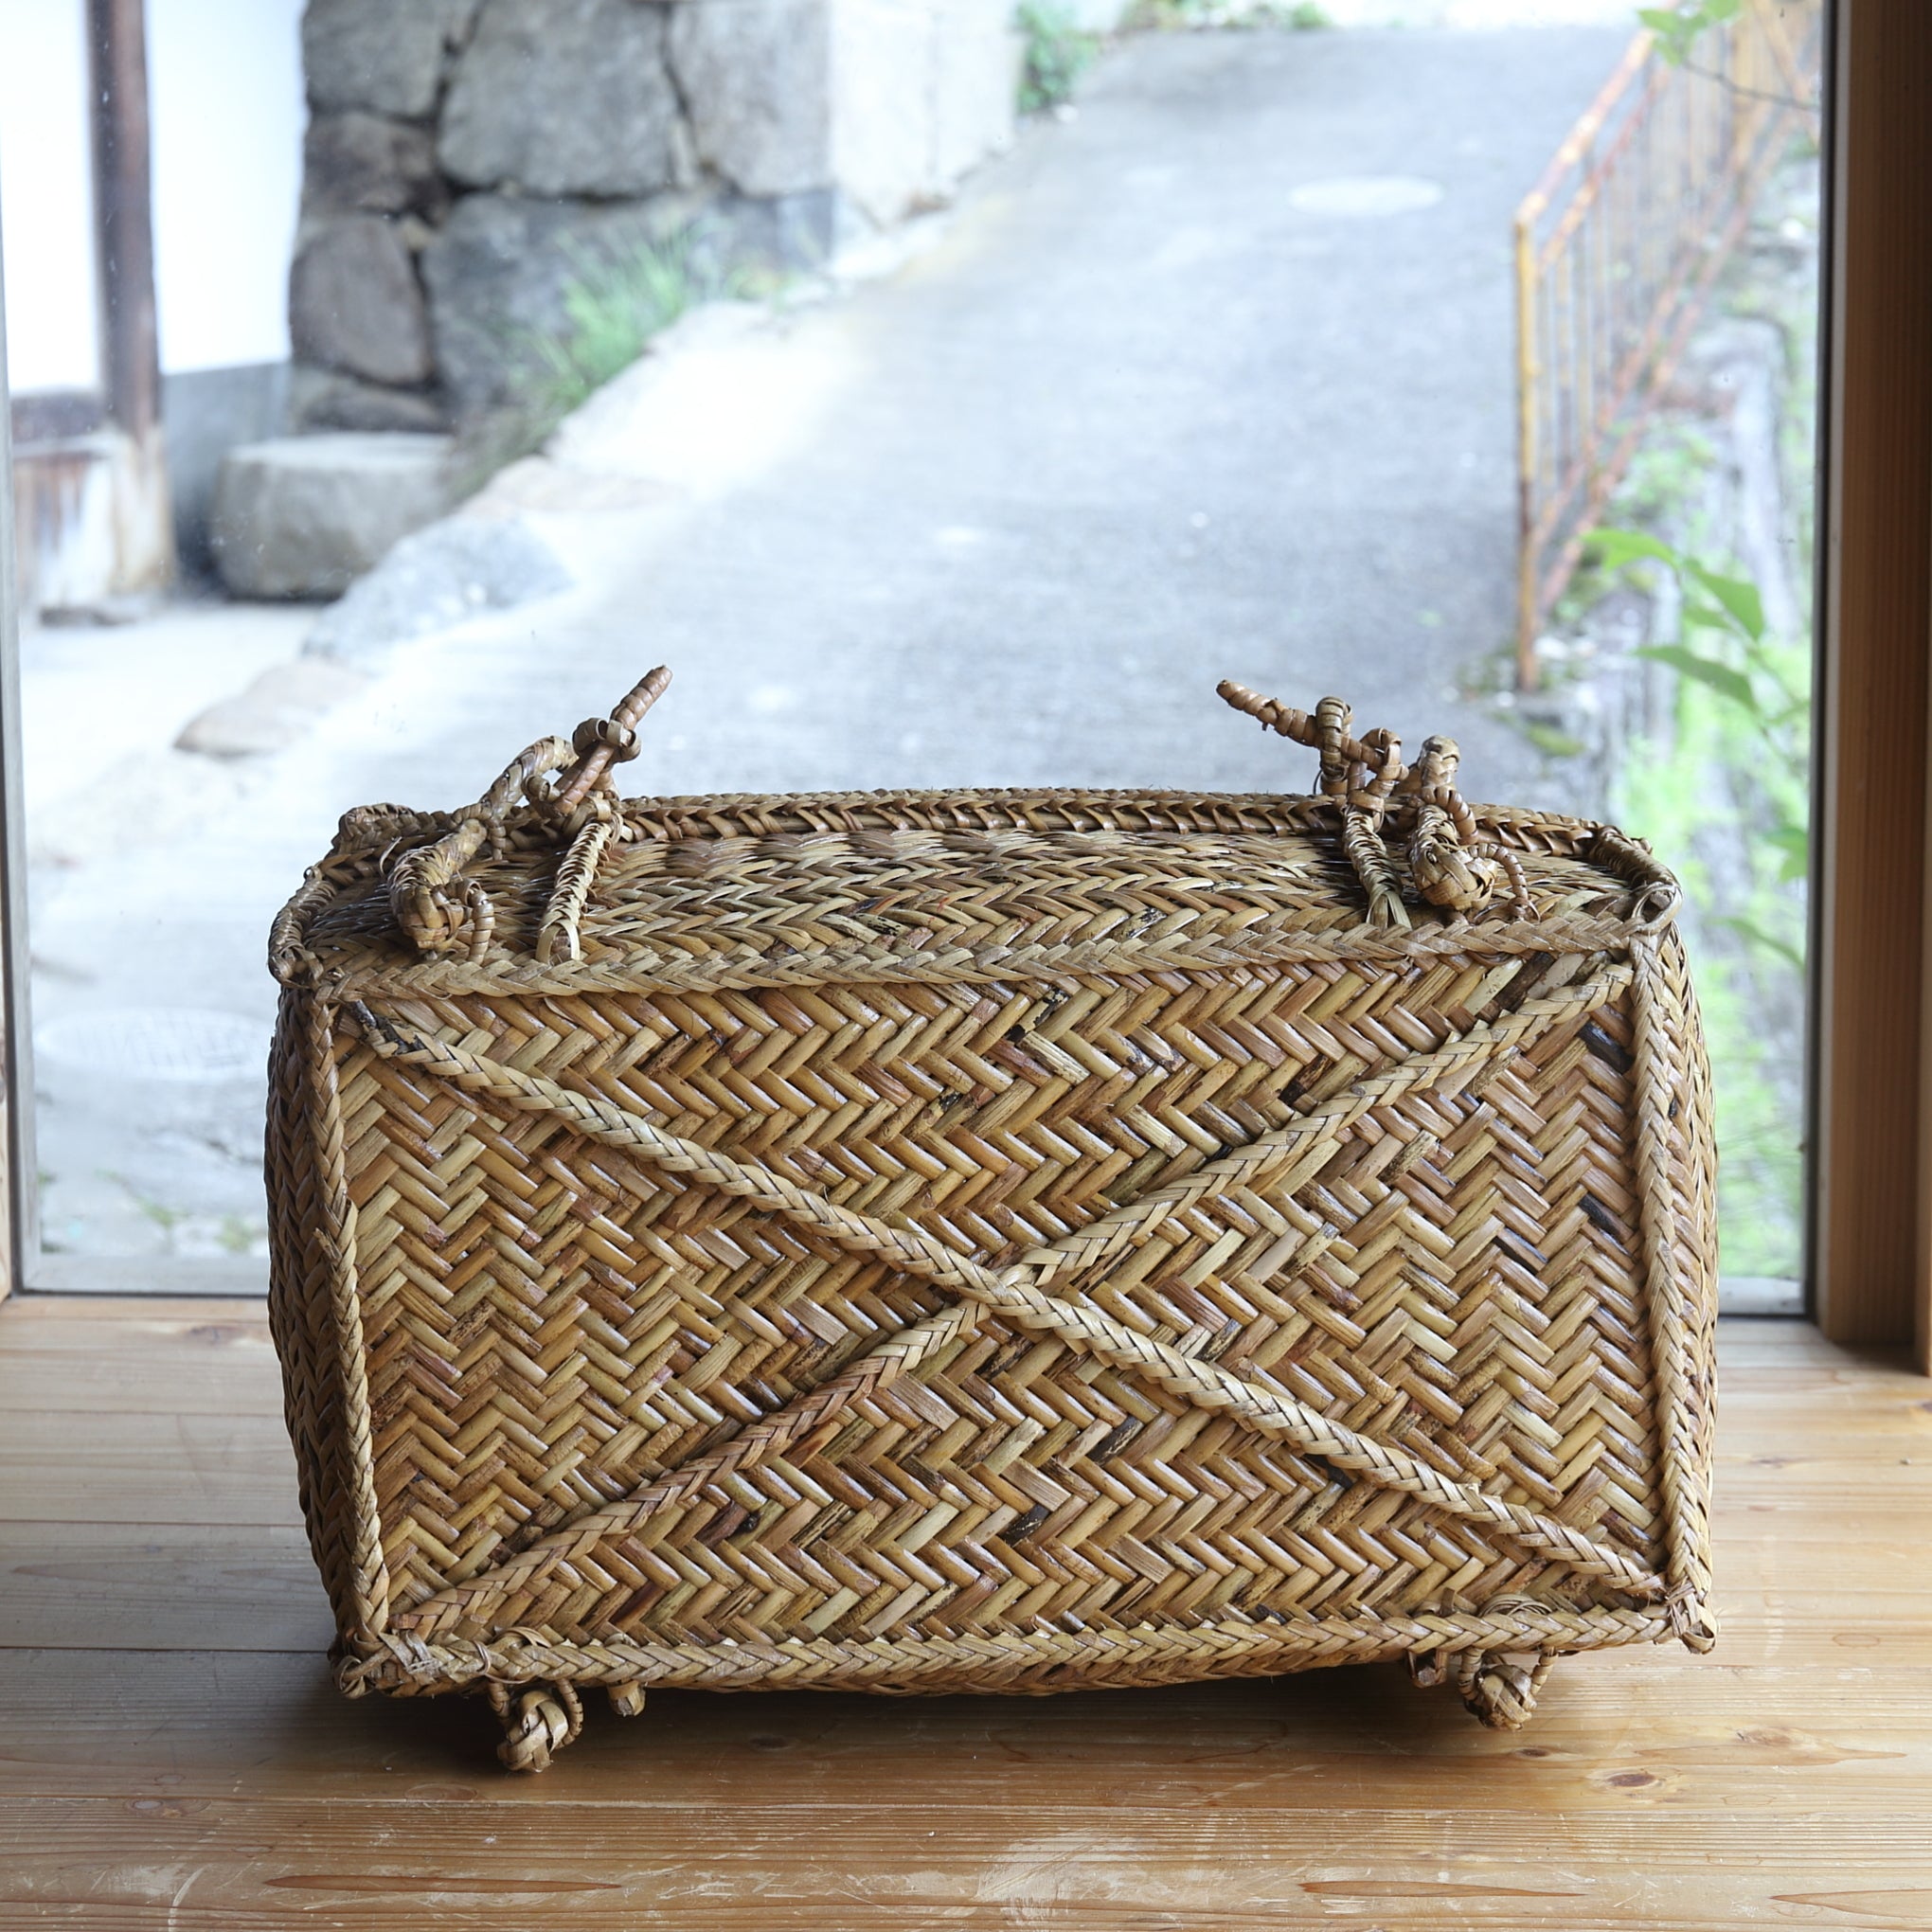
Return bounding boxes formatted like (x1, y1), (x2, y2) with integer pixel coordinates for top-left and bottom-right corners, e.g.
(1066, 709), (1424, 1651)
(348, 964), (1660, 1621)
(1017, 961), (1631, 1289)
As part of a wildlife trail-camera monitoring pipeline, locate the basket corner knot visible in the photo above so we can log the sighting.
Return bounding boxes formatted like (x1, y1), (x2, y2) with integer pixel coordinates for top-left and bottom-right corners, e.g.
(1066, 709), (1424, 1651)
(374, 667), (673, 961)
(1217, 681), (1538, 928)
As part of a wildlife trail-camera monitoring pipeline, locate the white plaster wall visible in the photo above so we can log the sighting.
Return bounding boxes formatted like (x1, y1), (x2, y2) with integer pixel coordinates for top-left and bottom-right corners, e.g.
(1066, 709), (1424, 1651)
(830, 0), (1019, 228)
(0, 0), (100, 393)
(0, 0), (302, 394)
(148, 0), (305, 372)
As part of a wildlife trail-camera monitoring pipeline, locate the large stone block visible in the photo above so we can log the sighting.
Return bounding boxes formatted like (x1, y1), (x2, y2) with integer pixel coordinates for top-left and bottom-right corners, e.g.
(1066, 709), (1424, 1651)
(302, 0), (480, 118)
(439, 0), (685, 197)
(288, 366), (448, 434)
(290, 217), (434, 387)
(827, 0), (936, 227)
(670, 0), (832, 198)
(210, 433), (457, 599)
(303, 112), (445, 218)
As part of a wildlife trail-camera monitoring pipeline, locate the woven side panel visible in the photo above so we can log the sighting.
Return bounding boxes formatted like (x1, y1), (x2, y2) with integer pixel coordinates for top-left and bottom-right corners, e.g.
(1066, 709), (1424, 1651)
(1633, 927), (1722, 1628)
(332, 948), (1667, 1664)
(380, 992), (1663, 1654)
(265, 989), (362, 1637)
(420, 1325), (1564, 1651)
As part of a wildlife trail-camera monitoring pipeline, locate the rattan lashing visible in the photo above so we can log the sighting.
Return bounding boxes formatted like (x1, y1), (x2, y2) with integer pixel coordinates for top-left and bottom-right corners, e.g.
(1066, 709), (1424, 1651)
(266, 672), (1717, 1771)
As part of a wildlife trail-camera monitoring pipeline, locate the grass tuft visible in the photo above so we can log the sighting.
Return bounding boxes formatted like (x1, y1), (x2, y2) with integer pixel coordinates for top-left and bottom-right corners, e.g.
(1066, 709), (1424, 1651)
(1017, 0), (1100, 112)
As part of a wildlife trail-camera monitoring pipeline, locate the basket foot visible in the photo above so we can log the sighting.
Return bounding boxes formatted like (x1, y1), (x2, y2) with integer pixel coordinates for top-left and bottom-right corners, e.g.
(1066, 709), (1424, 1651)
(608, 1682), (648, 1718)
(1452, 1647), (1554, 1730)
(488, 1679), (583, 1773)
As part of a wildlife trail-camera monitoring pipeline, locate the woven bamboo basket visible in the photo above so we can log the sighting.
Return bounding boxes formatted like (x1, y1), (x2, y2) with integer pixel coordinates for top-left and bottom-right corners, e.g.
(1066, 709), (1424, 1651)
(266, 671), (1717, 1771)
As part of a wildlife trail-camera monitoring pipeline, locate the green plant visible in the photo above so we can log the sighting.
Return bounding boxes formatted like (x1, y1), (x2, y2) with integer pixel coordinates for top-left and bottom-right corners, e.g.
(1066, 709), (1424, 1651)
(522, 231), (707, 420)
(1284, 1), (1332, 24)
(1519, 719), (1585, 760)
(1590, 527), (1810, 934)
(1637, 0), (1740, 65)
(456, 229), (728, 491)
(1588, 527), (1811, 1276)
(1016, 0), (1098, 112)
(217, 1214), (259, 1256)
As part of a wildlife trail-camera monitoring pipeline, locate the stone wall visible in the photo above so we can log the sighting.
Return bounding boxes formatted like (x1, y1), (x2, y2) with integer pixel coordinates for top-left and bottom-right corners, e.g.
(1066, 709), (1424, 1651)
(290, 0), (1020, 430)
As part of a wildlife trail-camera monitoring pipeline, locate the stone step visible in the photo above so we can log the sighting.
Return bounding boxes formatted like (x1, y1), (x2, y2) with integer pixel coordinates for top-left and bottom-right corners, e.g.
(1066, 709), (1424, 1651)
(209, 432), (458, 599)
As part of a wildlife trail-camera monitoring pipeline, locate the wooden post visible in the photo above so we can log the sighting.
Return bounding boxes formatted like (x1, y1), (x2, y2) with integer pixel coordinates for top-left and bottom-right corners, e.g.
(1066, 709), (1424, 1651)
(84, 0), (172, 592)
(1814, 0), (1932, 1352)
(87, 0), (161, 443)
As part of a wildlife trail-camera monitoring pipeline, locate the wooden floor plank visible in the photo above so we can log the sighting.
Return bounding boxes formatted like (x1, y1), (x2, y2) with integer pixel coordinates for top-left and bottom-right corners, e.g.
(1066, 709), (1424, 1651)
(4, 1796), (1930, 1929)
(0, 1645), (1926, 1805)
(0, 1307), (1924, 1926)
(0, 1298), (280, 1415)
(0, 1525), (331, 1651)
(0, 1411), (299, 1526)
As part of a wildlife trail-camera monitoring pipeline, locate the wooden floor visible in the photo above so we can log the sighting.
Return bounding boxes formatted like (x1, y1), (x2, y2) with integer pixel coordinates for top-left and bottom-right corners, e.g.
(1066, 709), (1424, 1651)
(0, 1304), (1926, 1929)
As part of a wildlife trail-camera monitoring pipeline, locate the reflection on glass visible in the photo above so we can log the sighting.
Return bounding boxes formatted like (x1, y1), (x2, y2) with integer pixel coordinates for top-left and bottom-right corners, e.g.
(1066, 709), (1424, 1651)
(1, 0), (1819, 1299)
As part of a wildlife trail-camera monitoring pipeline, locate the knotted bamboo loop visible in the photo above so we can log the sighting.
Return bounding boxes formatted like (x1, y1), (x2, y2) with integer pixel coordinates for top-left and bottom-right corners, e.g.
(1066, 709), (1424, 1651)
(367, 669), (673, 960)
(1218, 681), (1537, 927)
(1453, 1596), (1562, 1729)
(488, 1677), (583, 1774)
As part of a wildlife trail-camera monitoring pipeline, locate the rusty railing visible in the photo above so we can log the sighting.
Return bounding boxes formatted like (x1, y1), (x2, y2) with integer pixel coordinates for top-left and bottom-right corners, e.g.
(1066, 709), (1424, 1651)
(1512, 0), (1822, 689)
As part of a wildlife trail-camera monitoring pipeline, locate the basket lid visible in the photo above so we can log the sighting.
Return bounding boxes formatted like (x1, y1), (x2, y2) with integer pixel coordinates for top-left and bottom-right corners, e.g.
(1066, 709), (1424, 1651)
(269, 675), (1676, 999)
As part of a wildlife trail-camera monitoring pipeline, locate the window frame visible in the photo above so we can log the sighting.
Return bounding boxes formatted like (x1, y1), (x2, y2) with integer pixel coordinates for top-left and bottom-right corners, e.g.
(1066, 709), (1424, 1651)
(1810, 0), (1932, 1361)
(0, 0), (1928, 1354)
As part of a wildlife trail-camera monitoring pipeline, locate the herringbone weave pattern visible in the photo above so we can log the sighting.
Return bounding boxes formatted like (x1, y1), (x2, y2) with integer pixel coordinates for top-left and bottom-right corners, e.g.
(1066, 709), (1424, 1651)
(266, 692), (1716, 1768)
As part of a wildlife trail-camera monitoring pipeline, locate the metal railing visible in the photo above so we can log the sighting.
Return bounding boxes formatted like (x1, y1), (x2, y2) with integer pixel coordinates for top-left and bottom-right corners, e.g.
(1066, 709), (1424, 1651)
(1512, 0), (1822, 689)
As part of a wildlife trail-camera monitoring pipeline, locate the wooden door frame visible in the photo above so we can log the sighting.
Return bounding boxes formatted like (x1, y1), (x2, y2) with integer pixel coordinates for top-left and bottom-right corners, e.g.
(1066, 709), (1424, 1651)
(85, 0), (164, 456)
(1812, 0), (1932, 1361)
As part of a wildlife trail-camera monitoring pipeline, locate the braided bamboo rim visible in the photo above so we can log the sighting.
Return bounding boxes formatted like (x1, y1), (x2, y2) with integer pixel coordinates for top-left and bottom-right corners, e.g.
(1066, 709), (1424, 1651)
(269, 789), (1680, 998)
(338, 1600), (1677, 1701)
(301, 998), (392, 1642)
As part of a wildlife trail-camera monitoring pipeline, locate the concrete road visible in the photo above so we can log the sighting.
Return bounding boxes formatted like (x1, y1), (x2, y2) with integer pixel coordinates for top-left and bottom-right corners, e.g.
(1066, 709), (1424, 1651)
(537, 24), (1629, 804)
(21, 24), (1631, 1273)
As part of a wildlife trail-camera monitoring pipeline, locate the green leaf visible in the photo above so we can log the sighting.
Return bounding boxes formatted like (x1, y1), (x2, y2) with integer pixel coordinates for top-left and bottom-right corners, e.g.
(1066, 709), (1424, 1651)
(1585, 526), (1682, 571)
(1763, 823), (1810, 881)
(1637, 9), (1689, 59)
(1687, 564), (1766, 642)
(1641, 0), (1742, 63)
(1713, 914), (1805, 975)
(1682, 597), (1748, 638)
(1764, 823), (1809, 853)
(1633, 644), (1758, 713)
